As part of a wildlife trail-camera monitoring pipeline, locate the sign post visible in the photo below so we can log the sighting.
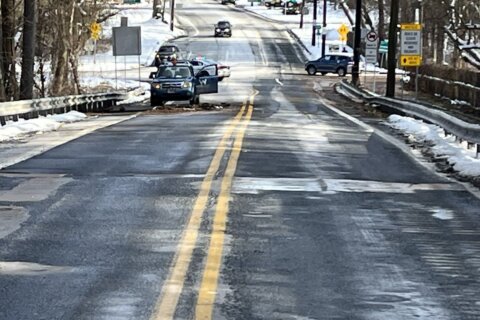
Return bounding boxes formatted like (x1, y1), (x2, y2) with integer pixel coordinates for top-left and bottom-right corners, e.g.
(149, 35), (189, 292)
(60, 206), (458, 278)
(90, 22), (102, 64)
(400, 23), (422, 99)
(365, 31), (379, 92)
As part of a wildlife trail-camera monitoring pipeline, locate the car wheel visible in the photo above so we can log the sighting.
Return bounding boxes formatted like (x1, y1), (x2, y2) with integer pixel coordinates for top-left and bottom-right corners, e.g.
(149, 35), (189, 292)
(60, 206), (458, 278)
(306, 65), (317, 75)
(337, 67), (346, 77)
(151, 98), (163, 107)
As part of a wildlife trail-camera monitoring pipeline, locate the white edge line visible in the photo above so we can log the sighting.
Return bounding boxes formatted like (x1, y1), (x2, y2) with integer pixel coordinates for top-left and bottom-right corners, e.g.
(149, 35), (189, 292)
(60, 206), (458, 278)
(317, 95), (480, 200)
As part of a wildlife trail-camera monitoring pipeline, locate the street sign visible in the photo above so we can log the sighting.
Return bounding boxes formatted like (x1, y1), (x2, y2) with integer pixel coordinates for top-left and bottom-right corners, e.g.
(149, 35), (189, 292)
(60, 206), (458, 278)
(90, 22), (101, 40)
(338, 23), (349, 42)
(401, 55), (422, 66)
(366, 31), (377, 42)
(365, 31), (378, 64)
(379, 40), (388, 53)
(400, 23), (422, 66)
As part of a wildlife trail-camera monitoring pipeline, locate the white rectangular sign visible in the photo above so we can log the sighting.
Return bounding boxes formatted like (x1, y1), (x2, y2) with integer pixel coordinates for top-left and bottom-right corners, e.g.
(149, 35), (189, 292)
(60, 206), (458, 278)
(365, 37), (378, 64)
(400, 24), (422, 55)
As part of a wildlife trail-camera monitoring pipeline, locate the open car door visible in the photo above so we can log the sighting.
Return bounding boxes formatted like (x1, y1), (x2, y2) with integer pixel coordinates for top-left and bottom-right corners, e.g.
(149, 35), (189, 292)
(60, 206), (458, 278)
(195, 64), (219, 94)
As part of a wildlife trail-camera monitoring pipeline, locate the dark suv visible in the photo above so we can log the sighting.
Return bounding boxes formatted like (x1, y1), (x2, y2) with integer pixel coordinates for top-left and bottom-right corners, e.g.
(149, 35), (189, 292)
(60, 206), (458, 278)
(149, 61), (218, 106)
(221, 0), (235, 4)
(214, 21), (232, 37)
(304, 54), (353, 76)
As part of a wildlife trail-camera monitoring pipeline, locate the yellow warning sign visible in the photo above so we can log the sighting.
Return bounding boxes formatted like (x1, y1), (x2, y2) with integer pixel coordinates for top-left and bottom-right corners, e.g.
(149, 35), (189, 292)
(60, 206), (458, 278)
(338, 23), (349, 37)
(337, 23), (349, 42)
(90, 22), (101, 40)
(90, 22), (101, 33)
(400, 55), (422, 67)
(401, 23), (422, 30)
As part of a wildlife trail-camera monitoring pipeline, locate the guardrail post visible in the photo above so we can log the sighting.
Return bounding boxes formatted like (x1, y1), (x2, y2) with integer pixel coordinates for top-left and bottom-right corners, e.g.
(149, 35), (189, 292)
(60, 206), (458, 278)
(0, 116), (6, 126)
(477, 144), (480, 159)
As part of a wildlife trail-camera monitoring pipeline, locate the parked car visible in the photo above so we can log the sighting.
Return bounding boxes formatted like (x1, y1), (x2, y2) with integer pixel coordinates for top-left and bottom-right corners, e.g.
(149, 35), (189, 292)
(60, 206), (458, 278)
(282, 0), (300, 14)
(214, 21), (232, 37)
(221, 0), (235, 4)
(304, 54), (354, 76)
(189, 57), (231, 81)
(153, 44), (180, 66)
(149, 61), (218, 106)
(265, 0), (284, 8)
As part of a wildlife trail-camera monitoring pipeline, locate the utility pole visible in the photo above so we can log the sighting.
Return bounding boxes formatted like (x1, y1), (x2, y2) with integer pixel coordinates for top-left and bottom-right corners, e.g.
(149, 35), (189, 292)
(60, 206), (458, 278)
(321, 0), (327, 57)
(170, 0), (175, 31)
(386, 0), (399, 97)
(299, 0), (305, 29)
(352, 0), (362, 85)
(311, 0), (317, 46)
(20, 0), (36, 100)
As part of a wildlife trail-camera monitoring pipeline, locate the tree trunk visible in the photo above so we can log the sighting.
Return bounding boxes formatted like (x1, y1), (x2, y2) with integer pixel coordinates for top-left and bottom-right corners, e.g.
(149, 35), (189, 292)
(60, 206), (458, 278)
(436, 22), (444, 64)
(1, 0), (18, 100)
(153, 0), (161, 18)
(20, 0), (36, 100)
(50, 0), (75, 96)
(0, 18), (6, 102)
(377, 0), (385, 40)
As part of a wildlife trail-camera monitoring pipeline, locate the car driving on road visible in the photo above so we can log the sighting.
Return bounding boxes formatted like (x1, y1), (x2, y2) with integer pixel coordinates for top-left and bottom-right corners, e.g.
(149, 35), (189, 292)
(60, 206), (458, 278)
(304, 54), (354, 76)
(149, 61), (218, 106)
(214, 21), (232, 37)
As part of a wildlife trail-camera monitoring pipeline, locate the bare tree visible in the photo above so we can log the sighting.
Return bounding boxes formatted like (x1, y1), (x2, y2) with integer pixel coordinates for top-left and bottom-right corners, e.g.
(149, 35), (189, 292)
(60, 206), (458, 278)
(20, 0), (36, 99)
(1, 0), (18, 100)
(444, 0), (480, 69)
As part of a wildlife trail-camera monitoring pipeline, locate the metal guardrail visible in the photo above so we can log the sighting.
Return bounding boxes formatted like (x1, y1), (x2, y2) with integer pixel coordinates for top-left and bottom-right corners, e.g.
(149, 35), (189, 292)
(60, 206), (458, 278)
(336, 79), (480, 156)
(0, 92), (126, 126)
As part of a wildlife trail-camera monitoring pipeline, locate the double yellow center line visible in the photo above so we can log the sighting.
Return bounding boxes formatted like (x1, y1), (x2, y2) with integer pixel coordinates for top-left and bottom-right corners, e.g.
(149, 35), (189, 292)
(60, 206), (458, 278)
(151, 91), (257, 320)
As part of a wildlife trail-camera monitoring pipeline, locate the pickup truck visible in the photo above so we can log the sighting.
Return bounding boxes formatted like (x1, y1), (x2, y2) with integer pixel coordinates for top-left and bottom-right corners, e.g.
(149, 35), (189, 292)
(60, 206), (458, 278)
(149, 61), (218, 106)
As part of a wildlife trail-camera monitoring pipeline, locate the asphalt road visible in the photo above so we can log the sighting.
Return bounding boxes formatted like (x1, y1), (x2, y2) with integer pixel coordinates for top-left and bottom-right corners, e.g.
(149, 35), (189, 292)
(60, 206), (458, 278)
(1, 1), (480, 319)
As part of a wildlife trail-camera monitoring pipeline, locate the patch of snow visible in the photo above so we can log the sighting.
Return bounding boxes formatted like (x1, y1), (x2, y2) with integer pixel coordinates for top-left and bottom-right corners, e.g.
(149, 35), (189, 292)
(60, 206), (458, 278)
(0, 111), (87, 142)
(386, 114), (480, 177)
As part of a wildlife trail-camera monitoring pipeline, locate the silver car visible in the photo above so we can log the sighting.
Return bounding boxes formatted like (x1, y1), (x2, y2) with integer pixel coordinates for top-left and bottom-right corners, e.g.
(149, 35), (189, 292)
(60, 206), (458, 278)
(189, 58), (231, 81)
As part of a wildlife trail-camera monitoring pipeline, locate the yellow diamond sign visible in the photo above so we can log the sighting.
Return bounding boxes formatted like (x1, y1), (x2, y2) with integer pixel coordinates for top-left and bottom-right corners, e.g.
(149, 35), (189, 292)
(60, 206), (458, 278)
(90, 22), (101, 40)
(337, 23), (349, 42)
(90, 22), (101, 33)
(338, 24), (349, 37)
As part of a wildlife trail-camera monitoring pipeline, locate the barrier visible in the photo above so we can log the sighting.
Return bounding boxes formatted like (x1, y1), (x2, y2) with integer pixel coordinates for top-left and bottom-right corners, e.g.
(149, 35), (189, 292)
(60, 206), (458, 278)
(336, 80), (480, 156)
(0, 92), (125, 126)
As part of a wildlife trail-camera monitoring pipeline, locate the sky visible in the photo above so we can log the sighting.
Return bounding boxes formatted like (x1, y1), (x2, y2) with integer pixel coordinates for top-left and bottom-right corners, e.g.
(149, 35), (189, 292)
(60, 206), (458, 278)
(1, 0), (479, 180)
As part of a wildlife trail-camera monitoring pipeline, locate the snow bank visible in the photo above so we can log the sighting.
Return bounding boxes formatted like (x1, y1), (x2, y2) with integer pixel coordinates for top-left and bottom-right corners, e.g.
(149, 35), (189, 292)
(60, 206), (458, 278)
(387, 114), (480, 176)
(0, 111), (87, 142)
